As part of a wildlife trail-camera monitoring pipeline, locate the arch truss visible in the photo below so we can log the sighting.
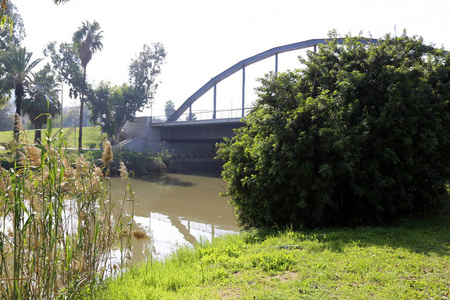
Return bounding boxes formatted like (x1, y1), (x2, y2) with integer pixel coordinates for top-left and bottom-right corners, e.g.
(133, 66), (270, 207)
(167, 38), (374, 122)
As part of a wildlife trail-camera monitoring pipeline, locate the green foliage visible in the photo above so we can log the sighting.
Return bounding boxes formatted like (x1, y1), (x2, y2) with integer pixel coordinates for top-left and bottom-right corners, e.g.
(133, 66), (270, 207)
(44, 41), (84, 100)
(217, 33), (450, 228)
(80, 148), (168, 177)
(89, 82), (143, 145)
(72, 20), (103, 152)
(72, 20), (103, 70)
(89, 44), (166, 145)
(22, 63), (60, 143)
(164, 100), (175, 119)
(111, 149), (167, 176)
(128, 43), (166, 106)
(0, 99), (14, 131)
(0, 2), (25, 107)
(0, 45), (42, 116)
(0, 1), (25, 51)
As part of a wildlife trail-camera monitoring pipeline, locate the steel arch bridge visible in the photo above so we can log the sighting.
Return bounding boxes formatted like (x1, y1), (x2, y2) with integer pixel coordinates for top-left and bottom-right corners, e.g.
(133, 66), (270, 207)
(120, 38), (377, 154)
(167, 37), (373, 122)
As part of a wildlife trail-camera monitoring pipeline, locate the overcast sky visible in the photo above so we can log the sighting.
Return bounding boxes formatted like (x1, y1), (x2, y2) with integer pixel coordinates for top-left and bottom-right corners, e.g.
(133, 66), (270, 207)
(13, 0), (450, 117)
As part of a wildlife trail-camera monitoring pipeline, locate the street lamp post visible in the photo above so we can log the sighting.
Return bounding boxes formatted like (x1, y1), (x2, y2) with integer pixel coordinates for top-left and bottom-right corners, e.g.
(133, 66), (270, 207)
(97, 113), (106, 151)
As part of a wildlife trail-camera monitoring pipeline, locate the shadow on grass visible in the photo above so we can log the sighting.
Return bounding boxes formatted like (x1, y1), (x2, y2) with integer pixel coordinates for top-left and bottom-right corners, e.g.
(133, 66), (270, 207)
(321, 214), (450, 256)
(242, 211), (450, 257)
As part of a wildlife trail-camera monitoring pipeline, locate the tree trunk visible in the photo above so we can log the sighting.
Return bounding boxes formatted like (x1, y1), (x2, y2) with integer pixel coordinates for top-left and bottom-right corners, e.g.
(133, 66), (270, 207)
(13, 84), (24, 140)
(78, 67), (86, 152)
(78, 98), (84, 151)
(113, 120), (128, 146)
(34, 123), (42, 145)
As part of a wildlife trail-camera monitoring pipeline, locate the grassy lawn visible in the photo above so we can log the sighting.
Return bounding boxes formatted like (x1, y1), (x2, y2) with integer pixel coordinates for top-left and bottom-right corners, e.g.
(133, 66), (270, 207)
(0, 126), (104, 149)
(96, 213), (450, 299)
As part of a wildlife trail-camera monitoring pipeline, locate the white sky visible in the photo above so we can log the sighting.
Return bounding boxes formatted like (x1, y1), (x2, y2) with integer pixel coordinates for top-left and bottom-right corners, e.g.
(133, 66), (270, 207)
(13, 0), (450, 118)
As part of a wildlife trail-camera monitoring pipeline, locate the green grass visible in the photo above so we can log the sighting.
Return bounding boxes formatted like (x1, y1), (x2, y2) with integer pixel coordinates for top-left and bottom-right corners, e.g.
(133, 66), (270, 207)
(96, 214), (450, 299)
(0, 126), (104, 149)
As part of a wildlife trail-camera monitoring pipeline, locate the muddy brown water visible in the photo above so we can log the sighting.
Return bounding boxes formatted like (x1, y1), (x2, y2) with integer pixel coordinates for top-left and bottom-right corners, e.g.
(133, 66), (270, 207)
(110, 173), (240, 264)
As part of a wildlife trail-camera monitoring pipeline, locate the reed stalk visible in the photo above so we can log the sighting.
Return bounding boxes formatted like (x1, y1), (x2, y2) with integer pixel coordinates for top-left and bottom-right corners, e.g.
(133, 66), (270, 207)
(0, 116), (134, 299)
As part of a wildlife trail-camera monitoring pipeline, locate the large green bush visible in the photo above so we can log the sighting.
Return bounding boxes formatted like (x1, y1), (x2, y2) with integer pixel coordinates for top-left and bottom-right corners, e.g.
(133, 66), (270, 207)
(217, 34), (450, 228)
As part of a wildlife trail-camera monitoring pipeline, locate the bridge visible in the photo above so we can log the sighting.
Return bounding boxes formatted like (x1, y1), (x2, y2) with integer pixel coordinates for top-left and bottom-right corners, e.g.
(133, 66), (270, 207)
(117, 38), (374, 168)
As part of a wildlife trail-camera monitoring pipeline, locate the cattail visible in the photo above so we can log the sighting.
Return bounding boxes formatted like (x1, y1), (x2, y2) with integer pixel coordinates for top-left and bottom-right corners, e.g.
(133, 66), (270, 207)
(120, 229), (130, 238)
(60, 181), (71, 192)
(75, 155), (90, 171)
(18, 151), (26, 166)
(63, 158), (70, 177)
(101, 141), (113, 165)
(0, 167), (7, 193)
(94, 166), (103, 178)
(25, 145), (42, 167)
(14, 113), (24, 133)
(132, 230), (148, 240)
(118, 161), (128, 179)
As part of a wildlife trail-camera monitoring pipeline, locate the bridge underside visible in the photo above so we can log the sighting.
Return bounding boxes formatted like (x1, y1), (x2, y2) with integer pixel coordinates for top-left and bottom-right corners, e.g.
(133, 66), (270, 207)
(156, 121), (243, 143)
(117, 117), (243, 171)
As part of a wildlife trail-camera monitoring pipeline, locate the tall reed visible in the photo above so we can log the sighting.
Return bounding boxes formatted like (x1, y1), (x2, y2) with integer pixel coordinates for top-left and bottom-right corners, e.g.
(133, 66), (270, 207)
(0, 116), (134, 299)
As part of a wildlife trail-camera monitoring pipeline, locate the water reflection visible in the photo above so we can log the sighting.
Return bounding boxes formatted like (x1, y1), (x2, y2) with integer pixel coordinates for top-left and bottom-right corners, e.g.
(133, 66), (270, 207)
(110, 173), (239, 263)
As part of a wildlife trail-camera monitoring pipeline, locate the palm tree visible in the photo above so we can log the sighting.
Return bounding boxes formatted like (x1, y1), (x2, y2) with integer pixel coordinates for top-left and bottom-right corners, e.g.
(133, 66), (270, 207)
(22, 64), (60, 144)
(0, 45), (42, 138)
(72, 20), (103, 152)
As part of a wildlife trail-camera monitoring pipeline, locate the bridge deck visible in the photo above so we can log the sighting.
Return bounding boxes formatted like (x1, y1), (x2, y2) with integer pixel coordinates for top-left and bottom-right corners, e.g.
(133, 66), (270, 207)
(150, 117), (243, 127)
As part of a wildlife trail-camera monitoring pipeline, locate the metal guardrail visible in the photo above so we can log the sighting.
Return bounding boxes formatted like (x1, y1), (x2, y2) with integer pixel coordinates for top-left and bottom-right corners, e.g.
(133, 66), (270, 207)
(151, 107), (252, 123)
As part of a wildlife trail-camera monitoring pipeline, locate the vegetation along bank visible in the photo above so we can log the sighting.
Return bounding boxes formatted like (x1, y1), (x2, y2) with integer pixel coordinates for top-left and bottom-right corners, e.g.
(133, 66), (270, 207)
(99, 33), (450, 298)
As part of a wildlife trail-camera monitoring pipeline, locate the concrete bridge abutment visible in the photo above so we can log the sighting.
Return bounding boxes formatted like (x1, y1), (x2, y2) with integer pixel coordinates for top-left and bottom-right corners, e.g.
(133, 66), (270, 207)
(115, 116), (243, 172)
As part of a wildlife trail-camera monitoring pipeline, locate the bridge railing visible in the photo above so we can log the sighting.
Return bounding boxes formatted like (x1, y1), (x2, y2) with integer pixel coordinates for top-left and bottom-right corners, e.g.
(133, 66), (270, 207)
(151, 107), (253, 123)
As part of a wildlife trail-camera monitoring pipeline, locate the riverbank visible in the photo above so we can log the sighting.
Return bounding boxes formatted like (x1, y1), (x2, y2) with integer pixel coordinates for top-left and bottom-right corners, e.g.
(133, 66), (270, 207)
(95, 210), (450, 299)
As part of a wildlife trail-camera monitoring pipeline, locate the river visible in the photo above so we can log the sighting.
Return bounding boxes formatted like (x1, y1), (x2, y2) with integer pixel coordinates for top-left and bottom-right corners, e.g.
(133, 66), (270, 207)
(110, 173), (240, 264)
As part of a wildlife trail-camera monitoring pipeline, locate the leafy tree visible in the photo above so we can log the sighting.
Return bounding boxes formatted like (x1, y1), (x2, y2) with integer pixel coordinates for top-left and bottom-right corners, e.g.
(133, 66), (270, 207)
(217, 33), (450, 228)
(165, 100), (175, 119)
(61, 105), (90, 128)
(72, 20), (103, 151)
(44, 41), (94, 130)
(0, 2), (25, 108)
(185, 112), (196, 121)
(128, 43), (166, 108)
(44, 41), (84, 100)
(0, 2), (25, 51)
(0, 98), (14, 131)
(90, 81), (141, 144)
(22, 63), (60, 143)
(0, 1), (67, 29)
(89, 43), (166, 145)
(0, 45), (42, 138)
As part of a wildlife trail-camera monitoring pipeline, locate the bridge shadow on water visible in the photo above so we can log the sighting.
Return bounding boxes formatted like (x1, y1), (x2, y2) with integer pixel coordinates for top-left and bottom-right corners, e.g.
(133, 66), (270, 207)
(156, 175), (197, 187)
(166, 160), (224, 179)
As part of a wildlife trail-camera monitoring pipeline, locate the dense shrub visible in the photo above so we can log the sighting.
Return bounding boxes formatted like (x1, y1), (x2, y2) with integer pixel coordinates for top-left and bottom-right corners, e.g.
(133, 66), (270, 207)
(110, 149), (167, 176)
(82, 149), (168, 177)
(217, 33), (450, 228)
